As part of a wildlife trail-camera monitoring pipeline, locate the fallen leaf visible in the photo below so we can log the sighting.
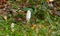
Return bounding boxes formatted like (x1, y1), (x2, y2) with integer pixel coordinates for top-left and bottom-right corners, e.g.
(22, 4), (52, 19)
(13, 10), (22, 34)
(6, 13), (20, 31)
(31, 24), (37, 30)
(46, 0), (50, 4)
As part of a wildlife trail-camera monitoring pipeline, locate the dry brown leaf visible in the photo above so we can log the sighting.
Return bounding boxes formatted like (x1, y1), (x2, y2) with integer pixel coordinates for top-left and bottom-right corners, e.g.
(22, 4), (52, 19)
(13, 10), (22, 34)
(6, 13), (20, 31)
(0, 0), (7, 4)
(31, 24), (37, 30)
(46, 0), (50, 4)
(19, 11), (25, 14)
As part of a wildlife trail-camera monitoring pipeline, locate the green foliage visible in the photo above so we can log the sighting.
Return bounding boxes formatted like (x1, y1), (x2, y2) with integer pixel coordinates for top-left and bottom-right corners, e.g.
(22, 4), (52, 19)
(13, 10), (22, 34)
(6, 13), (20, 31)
(0, 0), (60, 36)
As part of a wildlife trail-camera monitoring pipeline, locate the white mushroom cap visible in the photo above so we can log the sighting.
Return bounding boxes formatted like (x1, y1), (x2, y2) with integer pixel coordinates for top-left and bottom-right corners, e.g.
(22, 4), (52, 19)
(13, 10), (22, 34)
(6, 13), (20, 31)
(26, 9), (31, 23)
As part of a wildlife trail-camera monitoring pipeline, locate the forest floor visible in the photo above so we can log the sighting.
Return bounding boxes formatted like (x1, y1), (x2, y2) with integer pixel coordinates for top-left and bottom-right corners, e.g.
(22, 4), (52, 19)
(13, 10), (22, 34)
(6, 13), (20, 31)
(0, 0), (60, 36)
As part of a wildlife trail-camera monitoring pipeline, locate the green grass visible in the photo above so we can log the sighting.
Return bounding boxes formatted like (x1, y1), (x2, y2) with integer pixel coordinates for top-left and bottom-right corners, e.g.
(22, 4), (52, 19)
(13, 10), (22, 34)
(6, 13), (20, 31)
(0, 0), (60, 36)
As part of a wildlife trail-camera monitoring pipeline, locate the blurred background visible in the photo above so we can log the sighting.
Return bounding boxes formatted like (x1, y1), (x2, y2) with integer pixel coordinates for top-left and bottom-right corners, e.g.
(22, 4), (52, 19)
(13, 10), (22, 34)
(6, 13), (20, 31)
(0, 0), (60, 36)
